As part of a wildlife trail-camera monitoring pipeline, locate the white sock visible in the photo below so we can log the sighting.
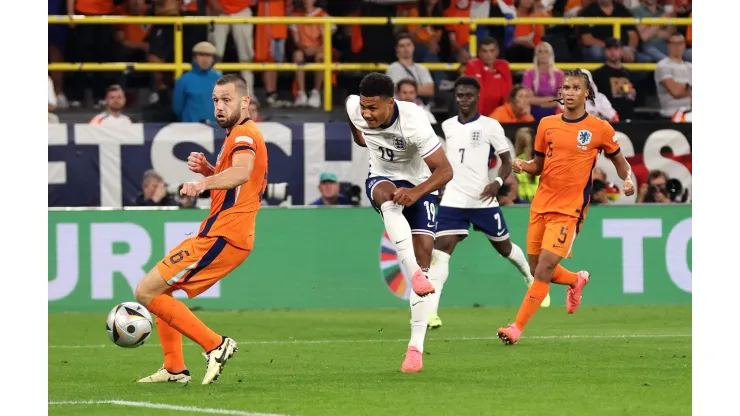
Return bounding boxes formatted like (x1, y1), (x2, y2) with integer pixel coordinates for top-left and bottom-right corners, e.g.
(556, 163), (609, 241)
(427, 249), (451, 317)
(506, 243), (533, 285)
(380, 201), (420, 276)
(408, 292), (429, 352)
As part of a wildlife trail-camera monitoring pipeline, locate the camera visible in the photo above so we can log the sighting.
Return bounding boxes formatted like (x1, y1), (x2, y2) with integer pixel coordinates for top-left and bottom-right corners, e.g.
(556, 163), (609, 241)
(665, 178), (689, 203)
(341, 183), (363, 206)
(646, 178), (689, 203)
(262, 182), (289, 202)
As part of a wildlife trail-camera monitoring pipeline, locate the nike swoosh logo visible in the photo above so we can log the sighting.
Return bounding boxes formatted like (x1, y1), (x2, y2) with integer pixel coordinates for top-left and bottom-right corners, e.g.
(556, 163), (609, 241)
(214, 343), (229, 364)
(427, 223), (435, 227)
(411, 301), (423, 306)
(552, 244), (562, 249)
(496, 229), (505, 236)
(395, 239), (407, 244)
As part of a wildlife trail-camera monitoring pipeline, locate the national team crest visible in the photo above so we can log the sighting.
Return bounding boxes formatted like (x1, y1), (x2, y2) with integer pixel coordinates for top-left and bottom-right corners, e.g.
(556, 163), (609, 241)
(577, 130), (592, 146)
(392, 136), (407, 151)
(470, 130), (482, 146)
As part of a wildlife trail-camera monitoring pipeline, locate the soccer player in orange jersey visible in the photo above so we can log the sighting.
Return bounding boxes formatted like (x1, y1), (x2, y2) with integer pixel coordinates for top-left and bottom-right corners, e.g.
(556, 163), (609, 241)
(134, 74), (268, 384)
(497, 69), (635, 345)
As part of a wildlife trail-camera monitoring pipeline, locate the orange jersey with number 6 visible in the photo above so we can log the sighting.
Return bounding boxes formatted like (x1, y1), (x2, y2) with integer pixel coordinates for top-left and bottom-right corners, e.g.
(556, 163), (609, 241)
(531, 114), (620, 219)
(198, 118), (268, 250)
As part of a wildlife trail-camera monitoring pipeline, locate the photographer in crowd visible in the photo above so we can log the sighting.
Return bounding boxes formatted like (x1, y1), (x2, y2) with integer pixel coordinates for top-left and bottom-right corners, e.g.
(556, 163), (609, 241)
(637, 169), (689, 203)
(310, 172), (362, 206)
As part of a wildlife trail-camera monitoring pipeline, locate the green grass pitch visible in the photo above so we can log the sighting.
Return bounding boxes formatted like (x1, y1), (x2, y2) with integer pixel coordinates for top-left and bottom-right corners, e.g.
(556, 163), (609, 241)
(49, 305), (691, 416)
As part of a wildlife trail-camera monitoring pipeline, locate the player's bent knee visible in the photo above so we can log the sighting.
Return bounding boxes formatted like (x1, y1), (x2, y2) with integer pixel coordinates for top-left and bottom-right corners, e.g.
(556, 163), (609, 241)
(434, 235), (458, 254)
(372, 182), (397, 206)
(492, 239), (512, 257)
(135, 268), (169, 307)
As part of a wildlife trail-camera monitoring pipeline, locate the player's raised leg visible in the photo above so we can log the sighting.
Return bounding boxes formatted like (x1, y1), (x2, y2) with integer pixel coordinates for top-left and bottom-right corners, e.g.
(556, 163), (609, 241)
(403, 231), (436, 373)
(371, 180), (434, 296)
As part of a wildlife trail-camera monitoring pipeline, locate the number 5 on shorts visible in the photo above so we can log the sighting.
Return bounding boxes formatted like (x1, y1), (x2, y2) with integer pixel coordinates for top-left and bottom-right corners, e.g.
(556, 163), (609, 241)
(558, 226), (568, 244)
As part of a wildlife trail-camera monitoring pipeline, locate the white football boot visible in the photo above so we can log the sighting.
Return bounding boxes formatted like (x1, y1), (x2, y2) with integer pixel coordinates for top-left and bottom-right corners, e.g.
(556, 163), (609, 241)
(201, 337), (238, 385)
(137, 367), (191, 383)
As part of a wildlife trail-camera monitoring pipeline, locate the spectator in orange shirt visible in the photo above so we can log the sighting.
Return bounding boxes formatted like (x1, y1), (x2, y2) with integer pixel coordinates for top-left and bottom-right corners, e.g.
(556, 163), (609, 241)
(489, 85), (535, 123)
(290, 0), (336, 108)
(445, 0), (472, 64)
(506, 0), (546, 63)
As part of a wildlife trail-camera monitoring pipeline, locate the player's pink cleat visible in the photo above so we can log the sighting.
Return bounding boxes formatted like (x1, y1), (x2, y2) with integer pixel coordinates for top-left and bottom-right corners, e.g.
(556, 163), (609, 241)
(566, 271), (591, 314)
(401, 346), (423, 373)
(410, 269), (435, 297)
(497, 323), (522, 345)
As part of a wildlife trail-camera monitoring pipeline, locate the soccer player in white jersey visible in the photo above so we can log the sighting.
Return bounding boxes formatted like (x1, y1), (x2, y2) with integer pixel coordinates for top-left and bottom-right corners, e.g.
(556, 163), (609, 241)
(346, 73), (453, 373)
(426, 77), (550, 329)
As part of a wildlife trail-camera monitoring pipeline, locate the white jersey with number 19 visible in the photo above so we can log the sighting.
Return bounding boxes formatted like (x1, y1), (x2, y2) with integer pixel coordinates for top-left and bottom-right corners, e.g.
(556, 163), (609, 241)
(440, 114), (510, 208)
(346, 95), (441, 186)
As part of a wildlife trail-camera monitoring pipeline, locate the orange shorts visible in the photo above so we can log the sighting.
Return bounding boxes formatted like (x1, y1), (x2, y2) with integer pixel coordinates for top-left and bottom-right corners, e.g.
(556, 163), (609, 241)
(526, 211), (581, 259)
(156, 236), (250, 298)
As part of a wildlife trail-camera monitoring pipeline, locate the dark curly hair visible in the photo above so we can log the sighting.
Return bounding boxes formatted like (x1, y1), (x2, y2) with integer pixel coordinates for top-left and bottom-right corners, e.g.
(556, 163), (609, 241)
(561, 69), (596, 104)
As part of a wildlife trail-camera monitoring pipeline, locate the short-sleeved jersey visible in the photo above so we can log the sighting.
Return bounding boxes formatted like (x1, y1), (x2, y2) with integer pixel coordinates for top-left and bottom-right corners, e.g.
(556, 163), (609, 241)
(198, 118), (268, 250)
(440, 114), (510, 208)
(347, 95), (441, 186)
(531, 114), (620, 218)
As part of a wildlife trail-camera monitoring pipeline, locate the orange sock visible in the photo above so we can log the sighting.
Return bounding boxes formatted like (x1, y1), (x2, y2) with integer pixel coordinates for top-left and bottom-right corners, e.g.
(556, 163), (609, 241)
(147, 294), (222, 353)
(155, 316), (186, 373)
(551, 265), (578, 286)
(514, 280), (550, 331)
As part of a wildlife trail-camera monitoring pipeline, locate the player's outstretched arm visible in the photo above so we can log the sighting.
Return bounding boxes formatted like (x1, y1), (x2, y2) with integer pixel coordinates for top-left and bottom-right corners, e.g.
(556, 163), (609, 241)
(608, 152), (635, 196)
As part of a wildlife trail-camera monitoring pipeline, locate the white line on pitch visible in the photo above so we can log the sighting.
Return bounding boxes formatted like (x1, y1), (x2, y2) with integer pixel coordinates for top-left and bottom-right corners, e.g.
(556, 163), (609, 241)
(48, 400), (289, 416)
(48, 333), (691, 349)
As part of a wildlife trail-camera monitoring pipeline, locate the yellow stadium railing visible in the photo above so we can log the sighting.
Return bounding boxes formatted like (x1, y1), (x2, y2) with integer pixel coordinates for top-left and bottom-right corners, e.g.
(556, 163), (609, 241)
(48, 16), (691, 112)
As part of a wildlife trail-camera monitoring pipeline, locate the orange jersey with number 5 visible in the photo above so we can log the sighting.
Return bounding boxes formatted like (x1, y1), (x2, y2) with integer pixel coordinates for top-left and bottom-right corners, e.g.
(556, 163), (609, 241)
(531, 114), (620, 219)
(198, 118), (268, 250)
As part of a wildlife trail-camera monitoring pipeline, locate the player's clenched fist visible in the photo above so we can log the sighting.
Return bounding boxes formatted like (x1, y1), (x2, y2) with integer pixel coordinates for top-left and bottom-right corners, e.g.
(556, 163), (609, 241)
(623, 178), (635, 196)
(512, 159), (524, 174)
(188, 152), (210, 175)
(180, 180), (206, 197)
(393, 187), (421, 207)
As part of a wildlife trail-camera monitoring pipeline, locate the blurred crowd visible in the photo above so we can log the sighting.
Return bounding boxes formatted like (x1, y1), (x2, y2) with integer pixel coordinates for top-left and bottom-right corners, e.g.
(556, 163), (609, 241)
(49, 0), (692, 206)
(49, 0), (692, 124)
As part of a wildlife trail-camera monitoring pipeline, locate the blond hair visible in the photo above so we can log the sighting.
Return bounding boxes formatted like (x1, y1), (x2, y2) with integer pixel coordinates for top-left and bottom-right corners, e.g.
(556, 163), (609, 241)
(532, 41), (556, 96)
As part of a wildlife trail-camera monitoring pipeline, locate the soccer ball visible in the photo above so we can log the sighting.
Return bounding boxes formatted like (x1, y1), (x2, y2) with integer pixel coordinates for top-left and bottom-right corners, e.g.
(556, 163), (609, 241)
(106, 302), (154, 348)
